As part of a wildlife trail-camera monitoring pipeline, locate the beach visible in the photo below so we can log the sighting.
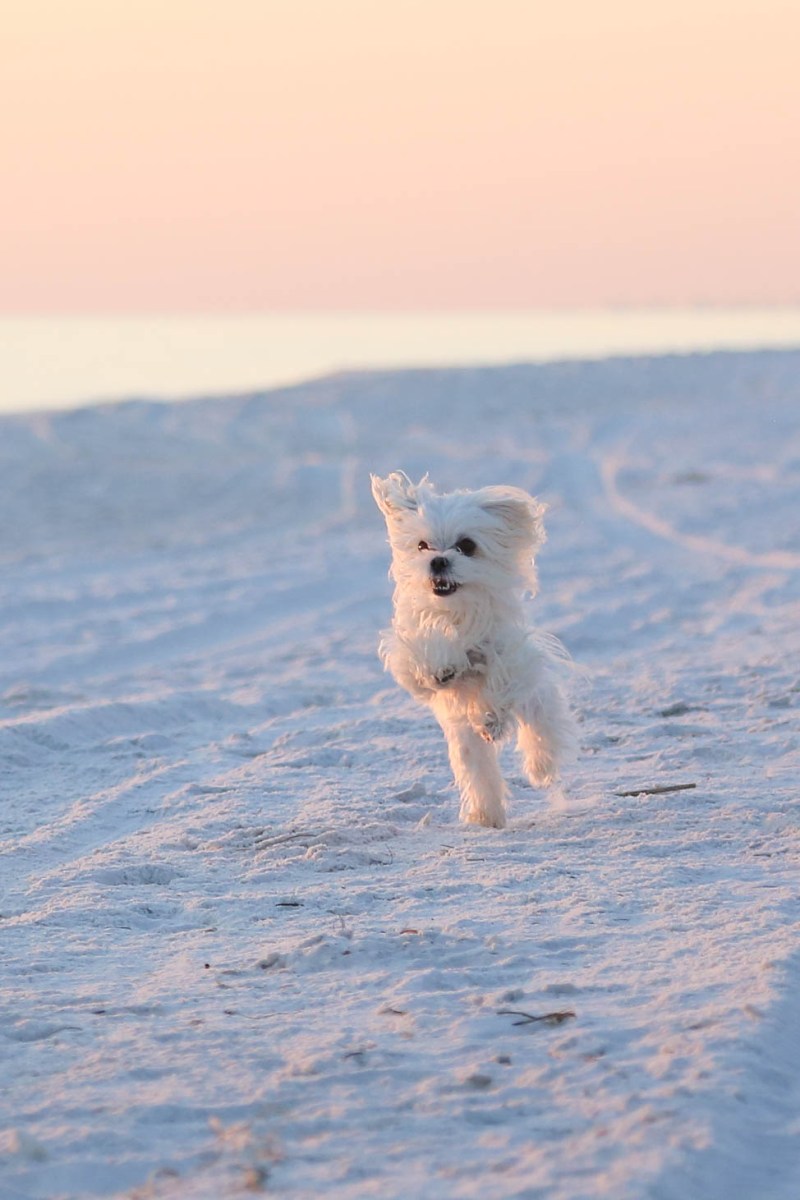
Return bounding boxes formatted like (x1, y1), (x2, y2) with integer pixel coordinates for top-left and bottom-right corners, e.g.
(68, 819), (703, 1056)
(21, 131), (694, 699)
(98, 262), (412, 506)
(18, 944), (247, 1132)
(2, 349), (799, 1198)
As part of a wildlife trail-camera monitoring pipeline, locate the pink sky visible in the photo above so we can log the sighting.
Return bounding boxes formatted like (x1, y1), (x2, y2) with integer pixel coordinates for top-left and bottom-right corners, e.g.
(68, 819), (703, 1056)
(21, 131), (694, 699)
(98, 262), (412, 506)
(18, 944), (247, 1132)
(2, 0), (799, 311)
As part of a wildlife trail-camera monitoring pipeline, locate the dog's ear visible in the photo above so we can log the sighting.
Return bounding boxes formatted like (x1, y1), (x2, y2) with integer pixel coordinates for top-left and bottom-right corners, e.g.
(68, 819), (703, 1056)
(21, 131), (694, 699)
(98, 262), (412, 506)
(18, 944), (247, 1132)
(370, 471), (420, 518)
(477, 486), (547, 548)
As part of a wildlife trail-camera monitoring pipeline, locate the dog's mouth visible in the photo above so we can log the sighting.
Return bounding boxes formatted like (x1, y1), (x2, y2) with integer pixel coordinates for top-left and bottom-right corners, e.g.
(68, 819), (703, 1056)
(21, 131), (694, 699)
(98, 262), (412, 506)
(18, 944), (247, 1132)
(432, 578), (459, 597)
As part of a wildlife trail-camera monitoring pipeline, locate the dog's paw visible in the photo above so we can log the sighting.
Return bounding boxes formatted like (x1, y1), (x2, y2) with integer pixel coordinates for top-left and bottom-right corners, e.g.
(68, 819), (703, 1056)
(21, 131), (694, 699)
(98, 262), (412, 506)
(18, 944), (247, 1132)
(461, 800), (507, 829)
(434, 666), (460, 686)
(478, 711), (509, 742)
(524, 751), (559, 788)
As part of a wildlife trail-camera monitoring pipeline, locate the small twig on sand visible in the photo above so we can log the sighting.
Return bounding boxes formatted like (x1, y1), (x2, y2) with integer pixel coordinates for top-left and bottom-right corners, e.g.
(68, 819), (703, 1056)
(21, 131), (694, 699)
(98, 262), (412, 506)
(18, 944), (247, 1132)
(497, 1009), (576, 1026)
(615, 782), (697, 798)
(254, 828), (321, 850)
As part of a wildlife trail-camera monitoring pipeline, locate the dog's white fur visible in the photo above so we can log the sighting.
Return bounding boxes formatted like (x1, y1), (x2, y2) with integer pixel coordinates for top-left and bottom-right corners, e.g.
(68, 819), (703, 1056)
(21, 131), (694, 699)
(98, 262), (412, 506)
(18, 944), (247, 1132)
(372, 471), (575, 828)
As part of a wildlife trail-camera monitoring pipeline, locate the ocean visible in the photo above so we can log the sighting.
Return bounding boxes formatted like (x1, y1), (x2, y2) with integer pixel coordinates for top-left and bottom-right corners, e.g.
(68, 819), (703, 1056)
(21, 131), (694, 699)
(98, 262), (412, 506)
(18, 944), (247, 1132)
(2, 307), (800, 414)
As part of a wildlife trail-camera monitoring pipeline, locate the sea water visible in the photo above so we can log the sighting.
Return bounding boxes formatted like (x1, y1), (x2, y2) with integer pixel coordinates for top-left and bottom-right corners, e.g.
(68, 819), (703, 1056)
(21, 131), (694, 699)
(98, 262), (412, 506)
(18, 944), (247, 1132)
(2, 308), (800, 415)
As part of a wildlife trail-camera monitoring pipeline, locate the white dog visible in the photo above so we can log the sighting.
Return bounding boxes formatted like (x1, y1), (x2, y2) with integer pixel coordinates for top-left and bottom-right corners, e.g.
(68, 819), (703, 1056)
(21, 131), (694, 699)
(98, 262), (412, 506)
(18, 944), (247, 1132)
(372, 471), (575, 828)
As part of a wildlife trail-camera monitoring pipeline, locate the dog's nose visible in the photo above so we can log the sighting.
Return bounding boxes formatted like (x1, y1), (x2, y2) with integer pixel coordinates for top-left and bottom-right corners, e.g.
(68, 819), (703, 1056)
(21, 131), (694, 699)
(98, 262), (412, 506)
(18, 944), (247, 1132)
(430, 556), (449, 574)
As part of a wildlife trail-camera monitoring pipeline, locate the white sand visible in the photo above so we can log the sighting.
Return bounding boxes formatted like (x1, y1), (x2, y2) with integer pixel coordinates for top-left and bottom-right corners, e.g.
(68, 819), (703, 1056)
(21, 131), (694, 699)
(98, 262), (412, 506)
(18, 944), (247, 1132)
(1, 351), (799, 1199)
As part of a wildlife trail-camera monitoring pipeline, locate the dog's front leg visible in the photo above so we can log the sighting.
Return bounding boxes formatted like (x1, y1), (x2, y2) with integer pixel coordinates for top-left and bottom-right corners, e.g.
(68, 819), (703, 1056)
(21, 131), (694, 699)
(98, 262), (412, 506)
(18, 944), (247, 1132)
(414, 629), (473, 690)
(381, 627), (473, 698)
(379, 629), (437, 701)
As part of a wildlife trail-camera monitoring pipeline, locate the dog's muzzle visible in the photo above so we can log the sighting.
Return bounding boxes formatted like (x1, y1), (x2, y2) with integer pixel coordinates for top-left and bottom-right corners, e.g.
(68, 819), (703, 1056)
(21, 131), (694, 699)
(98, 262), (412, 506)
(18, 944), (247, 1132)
(430, 555), (459, 596)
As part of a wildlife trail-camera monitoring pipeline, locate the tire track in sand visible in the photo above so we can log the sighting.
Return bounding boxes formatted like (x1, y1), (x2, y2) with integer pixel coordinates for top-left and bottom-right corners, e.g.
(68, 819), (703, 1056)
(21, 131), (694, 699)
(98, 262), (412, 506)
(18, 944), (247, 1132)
(601, 444), (800, 571)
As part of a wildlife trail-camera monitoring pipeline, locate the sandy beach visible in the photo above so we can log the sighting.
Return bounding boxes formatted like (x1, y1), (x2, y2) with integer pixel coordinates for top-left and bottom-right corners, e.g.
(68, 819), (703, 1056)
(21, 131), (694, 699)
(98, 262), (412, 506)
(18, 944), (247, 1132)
(1, 350), (799, 1198)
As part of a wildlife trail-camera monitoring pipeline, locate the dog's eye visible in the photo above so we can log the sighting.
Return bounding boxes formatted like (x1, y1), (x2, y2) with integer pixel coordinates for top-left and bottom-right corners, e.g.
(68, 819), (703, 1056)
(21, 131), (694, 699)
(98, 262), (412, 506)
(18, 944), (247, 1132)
(455, 537), (477, 557)
(417, 540), (430, 552)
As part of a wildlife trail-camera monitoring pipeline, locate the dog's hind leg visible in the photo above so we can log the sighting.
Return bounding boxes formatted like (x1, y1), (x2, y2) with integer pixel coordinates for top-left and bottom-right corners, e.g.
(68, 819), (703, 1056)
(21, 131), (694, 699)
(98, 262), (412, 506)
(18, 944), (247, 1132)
(440, 716), (508, 828)
(515, 669), (575, 788)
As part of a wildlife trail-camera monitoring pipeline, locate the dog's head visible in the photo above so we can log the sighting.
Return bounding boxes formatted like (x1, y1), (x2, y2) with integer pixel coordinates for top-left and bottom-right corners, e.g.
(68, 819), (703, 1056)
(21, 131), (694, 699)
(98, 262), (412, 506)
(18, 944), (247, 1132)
(371, 471), (546, 603)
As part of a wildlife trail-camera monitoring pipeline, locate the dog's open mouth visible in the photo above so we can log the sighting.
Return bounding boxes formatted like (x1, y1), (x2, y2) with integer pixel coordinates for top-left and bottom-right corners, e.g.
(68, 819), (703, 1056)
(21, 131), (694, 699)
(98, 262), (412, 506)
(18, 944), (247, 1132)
(432, 578), (459, 596)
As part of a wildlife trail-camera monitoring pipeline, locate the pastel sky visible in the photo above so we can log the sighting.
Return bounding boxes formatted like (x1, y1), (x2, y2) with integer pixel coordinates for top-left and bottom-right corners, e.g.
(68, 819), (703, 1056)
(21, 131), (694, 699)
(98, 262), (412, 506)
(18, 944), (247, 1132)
(2, 0), (798, 311)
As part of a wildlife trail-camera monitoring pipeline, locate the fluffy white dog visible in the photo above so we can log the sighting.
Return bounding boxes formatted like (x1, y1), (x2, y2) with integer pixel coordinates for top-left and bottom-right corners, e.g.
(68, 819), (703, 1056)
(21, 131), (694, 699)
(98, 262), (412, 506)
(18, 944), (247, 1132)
(372, 471), (575, 828)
